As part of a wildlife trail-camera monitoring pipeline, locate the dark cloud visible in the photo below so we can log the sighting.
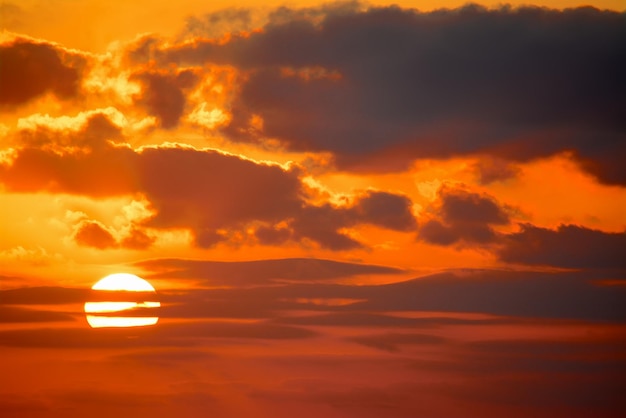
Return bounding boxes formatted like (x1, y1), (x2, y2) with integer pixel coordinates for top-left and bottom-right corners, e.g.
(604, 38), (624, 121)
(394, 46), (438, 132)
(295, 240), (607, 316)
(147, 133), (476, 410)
(274, 312), (439, 328)
(287, 203), (364, 250)
(351, 191), (416, 231)
(160, 5), (625, 184)
(136, 257), (403, 285)
(5, 266), (623, 324)
(0, 286), (88, 305)
(0, 321), (316, 348)
(204, 269), (624, 322)
(136, 145), (304, 242)
(348, 332), (446, 352)
(131, 68), (200, 128)
(73, 220), (118, 249)
(416, 186), (626, 270)
(418, 186), (510, 246)
(254, 190), (417, 250)
(498, 224), (626, 269)
(353, 270), (626, 321)
(154, 267), (625, 323)
(0, 38), (85, 107)
(1, 113), (417, 250)
(472, 157), (521, 184)
(72, 218), (155, 251)
(0, 306), (76, 323)
(120, 226), (156, 249)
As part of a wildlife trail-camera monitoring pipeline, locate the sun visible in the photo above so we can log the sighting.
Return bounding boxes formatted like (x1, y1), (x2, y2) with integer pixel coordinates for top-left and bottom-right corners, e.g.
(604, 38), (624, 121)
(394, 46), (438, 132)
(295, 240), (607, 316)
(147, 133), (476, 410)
(84, 273), (161, 328)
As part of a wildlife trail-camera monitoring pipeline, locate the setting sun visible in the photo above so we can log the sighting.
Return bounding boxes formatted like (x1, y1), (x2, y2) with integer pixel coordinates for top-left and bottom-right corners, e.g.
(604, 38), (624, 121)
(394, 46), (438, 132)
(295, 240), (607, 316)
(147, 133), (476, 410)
(1, 0), (624, 417)
(84, 273), (160, 328)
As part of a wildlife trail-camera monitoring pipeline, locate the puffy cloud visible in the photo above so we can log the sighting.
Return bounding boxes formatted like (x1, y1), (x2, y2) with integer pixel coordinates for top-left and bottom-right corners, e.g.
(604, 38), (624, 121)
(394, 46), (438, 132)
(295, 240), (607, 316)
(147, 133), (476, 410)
(418, 186), (510, 246)
(131, 68), (201, 128)
(472, 158), (521, 184)
(73, 220), (118, 249)
(0, 38), (86, 106)
(120, 226), (156, 250)
(0, 113), (417, 250)
(417, 186), (626, 271)
(158, 5), (625, 184)
(498, 224), (626, 270)
(136, 145), (303, 234)
(254, 190), (417, 250)
(351, 191), (416, 231)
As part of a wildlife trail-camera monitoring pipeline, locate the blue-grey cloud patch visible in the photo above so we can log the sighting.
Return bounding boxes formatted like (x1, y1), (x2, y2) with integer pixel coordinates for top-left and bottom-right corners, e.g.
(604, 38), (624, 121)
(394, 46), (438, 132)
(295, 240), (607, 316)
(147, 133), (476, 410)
(158, 4), (625, 184)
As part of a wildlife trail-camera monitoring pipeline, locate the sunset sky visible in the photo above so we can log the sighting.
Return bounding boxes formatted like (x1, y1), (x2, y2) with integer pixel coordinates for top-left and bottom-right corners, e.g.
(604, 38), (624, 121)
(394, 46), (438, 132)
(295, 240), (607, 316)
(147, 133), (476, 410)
(1, 0), (625, 417)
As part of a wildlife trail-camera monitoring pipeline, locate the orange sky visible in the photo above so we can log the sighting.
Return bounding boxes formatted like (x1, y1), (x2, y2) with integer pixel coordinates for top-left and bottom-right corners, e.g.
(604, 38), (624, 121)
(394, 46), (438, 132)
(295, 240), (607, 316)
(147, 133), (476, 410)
(3, 0), (625, 52)
(1, 1), (625, 417)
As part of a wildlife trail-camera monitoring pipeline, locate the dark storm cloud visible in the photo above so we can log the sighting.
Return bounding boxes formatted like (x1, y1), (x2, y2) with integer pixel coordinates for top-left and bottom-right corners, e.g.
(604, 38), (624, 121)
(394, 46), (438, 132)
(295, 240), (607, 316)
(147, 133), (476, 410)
(0, 113), (418, 250)
(498, 224), (626, 269)
(0, 38), (85, 107)
(418, 186), (510, 246)
(136, 257), (403, 285)
(160, 4), (625, 184)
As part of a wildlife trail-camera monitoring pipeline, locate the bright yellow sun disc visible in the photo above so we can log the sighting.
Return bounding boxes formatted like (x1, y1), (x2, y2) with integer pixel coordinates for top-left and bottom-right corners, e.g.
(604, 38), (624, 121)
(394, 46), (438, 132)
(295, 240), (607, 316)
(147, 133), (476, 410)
(85, 273), (160, 328)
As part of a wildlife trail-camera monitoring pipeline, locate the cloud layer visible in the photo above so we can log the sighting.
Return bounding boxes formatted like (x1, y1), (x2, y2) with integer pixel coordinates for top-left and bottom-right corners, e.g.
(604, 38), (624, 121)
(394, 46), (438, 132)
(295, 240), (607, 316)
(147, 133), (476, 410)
(152, 4), (626, 183)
